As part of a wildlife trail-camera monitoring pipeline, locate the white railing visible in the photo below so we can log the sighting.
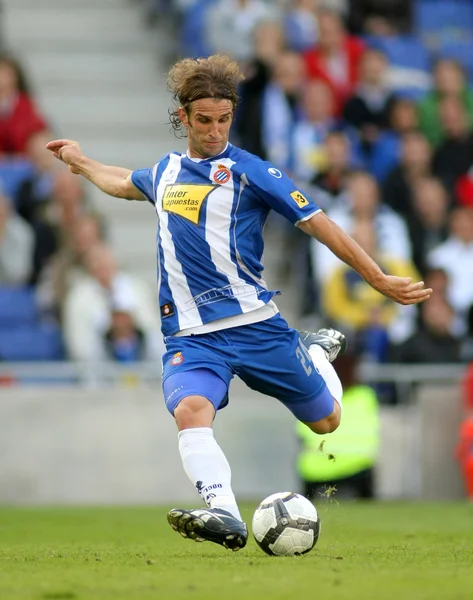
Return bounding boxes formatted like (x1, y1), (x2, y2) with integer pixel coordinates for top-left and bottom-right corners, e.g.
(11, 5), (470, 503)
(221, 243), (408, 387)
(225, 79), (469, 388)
(0, 361), (467, 390)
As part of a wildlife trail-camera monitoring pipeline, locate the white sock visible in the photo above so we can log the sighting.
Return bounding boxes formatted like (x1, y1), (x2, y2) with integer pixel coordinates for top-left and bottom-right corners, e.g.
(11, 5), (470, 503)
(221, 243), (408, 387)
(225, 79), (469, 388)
(308, 344), (343, 408)
(178, 427), (242, 521)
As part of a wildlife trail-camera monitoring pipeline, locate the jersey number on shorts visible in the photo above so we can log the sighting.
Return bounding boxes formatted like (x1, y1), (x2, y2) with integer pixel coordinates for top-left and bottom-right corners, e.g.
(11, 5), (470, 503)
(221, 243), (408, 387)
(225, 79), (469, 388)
(296, 341), (314, 377)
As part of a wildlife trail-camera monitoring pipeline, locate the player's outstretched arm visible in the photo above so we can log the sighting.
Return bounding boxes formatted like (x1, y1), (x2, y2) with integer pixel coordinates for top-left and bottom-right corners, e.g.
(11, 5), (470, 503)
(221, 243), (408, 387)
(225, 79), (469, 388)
(46, 139), (145, 201)
(300, 212), (432, 305)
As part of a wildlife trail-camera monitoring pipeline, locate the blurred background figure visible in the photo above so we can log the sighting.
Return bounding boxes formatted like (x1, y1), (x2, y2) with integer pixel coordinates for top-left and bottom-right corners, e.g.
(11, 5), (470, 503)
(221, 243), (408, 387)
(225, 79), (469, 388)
(0, 54), (47, 155)
(63, 243), (163, 362)
(418, 59), (473, 148)
(0, 188), (33, 285)
(382, 131), (432, 219)
(304, 9), (365, 114)
(322, 218), (418, 361)
(428, 207), (473, 331)
(296, 353), (380, 500)
(204, 0), (279, 63)
(313, 170), (412, 285)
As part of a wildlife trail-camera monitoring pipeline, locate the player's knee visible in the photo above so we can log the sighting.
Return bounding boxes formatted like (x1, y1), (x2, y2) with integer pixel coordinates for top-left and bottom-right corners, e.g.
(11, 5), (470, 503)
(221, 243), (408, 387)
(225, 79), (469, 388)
(305, 402), (341, 435)
(174, 395), (215, 430)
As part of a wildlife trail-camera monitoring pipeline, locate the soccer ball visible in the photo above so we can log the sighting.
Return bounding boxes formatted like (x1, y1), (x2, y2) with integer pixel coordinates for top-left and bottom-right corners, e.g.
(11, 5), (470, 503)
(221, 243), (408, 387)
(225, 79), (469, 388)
(252, 492), (320, 556)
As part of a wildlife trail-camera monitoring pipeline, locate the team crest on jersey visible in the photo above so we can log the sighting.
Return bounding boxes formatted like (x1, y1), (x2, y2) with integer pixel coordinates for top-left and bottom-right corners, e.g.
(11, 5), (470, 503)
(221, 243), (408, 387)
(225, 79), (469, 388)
(213, 167), (231, 184)
(170, 352), (184, 366)
(290, 190), (309, 208)
(160, 302), (175, 319)
(162, 184), (214, 224)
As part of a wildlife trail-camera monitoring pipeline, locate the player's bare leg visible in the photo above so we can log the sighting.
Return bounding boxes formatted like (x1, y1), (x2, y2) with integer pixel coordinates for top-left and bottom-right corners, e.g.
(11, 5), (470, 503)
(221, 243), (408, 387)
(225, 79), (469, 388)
(167, 395), (248, 551)
(298, 328), (347, 434)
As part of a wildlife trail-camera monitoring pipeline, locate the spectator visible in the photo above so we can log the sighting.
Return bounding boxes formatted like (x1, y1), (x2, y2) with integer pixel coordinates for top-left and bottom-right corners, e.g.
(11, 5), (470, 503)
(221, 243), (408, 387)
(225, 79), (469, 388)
(343, 48), (395, 148)
(0, 189), (34, 285)
(204, 0), (279, 63)
(14, 130), (60, 283)
(389, 295), (461, 364)
(37, 213), (106, 316)
(304, 9), (365, 114)
(0, 54), (47, 155)
(15, 129), (56, 224)
(308, 130), (352, 210)
(313, 170), (412, 284)
(284, 0), (319, 53)
(234, 20), (286, 158)
(418, 59), (473, 148)
(321, 218), (418, 352)
(104, 303), (151, 363)
(408, 177), (449, 275)
(261, 51), (306, 168)
(432, 96), (473, 198)
(291, 80), (338, 181)
(63, 243), (162, 361)
(348, 0), (412, 35)
(428, 207), (473, 322)
(382, 131), (432, 219)
(368, 96), (418, 182)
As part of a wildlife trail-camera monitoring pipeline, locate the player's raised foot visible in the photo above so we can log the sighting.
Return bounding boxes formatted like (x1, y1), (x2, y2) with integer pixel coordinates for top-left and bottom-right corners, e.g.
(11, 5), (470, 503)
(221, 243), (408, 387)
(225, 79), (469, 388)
(167, 507), (248, 551)
(298, 328), (347, 363)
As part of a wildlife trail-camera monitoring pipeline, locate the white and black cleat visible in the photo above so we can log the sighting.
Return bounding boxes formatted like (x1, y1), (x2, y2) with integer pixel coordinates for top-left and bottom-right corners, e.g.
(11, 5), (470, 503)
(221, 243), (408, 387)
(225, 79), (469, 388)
(167, 507), (248, 551)
(298, 328), (347, 363)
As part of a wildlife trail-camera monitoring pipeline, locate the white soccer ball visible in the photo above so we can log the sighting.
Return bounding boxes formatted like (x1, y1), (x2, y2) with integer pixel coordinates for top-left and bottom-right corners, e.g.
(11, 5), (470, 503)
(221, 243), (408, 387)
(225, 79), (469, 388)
(252, 492), (320, 556)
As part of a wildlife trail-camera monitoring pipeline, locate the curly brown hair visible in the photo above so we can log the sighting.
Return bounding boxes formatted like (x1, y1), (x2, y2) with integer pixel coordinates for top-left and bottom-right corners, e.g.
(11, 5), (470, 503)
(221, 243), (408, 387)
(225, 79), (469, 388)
(167, 54), (244, 136)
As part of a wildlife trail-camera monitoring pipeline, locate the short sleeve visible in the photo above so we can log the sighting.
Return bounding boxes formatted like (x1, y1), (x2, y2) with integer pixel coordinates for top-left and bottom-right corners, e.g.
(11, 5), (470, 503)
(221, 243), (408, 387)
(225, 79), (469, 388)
(131, 168), (155, 205)
(246, 161), (321, 225)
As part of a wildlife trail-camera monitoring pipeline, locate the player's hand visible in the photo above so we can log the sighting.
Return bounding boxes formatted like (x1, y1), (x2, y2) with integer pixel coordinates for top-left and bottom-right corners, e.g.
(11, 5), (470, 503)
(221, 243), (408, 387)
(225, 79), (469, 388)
(376, 275), (432, 305)
(45, 139), (83, 174)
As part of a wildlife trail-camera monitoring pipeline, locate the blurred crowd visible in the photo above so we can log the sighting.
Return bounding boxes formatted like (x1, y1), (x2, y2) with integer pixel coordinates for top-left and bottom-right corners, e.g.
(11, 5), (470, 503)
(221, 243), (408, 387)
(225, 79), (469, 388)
(2, 0), (473, 369)
(140, 0), (473, 367)
(0, 54), (162, 363)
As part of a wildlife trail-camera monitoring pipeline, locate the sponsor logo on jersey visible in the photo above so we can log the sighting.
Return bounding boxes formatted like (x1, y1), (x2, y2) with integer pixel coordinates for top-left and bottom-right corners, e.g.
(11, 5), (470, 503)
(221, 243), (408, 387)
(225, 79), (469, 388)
(268, 167), (282, 178)
(290, 190), (309, 208)
(162, 184), (214, 224)
(213, 167), (231, 184)
(170, 352), (184, 366)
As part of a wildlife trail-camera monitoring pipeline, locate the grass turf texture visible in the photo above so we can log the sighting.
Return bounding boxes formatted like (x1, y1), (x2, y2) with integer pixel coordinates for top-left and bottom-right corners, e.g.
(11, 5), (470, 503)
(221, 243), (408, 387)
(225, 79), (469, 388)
(0, 503), (472, 600)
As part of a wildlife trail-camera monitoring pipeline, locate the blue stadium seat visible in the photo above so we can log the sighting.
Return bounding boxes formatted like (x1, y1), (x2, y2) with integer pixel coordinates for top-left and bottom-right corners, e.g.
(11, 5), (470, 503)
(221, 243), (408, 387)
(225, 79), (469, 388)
(0, 287), (38, 326)
(179, 0), (218, 58)
(367, 35), (431, 72)
(414, 1), (473, 42)
(366, 35), (432, 98)
(0, 323), (64, 361)
(0, 159), (34, 202)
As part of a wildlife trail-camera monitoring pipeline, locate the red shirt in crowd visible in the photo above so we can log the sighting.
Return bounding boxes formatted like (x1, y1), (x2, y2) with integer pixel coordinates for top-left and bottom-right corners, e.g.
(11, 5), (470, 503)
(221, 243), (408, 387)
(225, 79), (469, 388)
(304, 37), (365, 115)
(0, 92), (47, 155)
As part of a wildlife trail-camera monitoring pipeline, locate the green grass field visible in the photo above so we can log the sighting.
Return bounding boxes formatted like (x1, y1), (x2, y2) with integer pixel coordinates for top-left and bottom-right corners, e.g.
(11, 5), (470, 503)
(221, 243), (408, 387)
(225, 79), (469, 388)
(0, 502), (472, 600)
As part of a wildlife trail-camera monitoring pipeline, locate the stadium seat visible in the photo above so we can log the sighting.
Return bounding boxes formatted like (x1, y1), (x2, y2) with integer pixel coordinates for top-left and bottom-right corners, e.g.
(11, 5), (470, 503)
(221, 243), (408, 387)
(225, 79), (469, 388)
(414, 1), (473, 44)
(0, 159), (34, 203)
(366, 35), (432, 99)
(179, 0), (218, 58)
(0, 287), (38, 326)
(0, 323), (64, 361)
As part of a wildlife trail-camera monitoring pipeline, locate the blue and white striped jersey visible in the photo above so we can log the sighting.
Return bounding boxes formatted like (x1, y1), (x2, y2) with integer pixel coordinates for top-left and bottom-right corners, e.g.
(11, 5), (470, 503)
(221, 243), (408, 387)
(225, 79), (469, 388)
(131, 144), (321, 336)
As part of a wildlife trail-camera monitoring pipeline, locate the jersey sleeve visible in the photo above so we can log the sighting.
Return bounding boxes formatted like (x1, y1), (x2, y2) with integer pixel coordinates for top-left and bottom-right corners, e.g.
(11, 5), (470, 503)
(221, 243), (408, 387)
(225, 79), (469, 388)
(246, 161), (322, 225)
(131, 168), (155, 205)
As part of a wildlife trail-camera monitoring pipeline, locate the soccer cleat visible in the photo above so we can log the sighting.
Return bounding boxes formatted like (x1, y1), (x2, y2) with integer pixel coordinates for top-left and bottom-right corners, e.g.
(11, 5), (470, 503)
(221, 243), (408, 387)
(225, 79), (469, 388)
(298, 328), (347, 363)
(167, 507), (248, 551)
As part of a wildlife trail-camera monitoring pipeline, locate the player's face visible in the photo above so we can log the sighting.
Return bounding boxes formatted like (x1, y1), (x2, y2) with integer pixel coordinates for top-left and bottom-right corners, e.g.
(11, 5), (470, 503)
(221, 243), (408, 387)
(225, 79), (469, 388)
(180, 99), (233, 159)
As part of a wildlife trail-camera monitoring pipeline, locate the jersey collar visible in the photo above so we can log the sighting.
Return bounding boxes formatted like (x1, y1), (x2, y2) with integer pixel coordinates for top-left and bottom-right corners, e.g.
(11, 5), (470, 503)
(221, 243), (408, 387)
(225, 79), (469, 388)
(185, 143), (230, 162)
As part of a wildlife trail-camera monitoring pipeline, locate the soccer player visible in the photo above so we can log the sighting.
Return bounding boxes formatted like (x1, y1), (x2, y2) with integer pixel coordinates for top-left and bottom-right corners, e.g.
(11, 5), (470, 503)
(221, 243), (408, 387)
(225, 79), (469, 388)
(46, 54), (431, 552)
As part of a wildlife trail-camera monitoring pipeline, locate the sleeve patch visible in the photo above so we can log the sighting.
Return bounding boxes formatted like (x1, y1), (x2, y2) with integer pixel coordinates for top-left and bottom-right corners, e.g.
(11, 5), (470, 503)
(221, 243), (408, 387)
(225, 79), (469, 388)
(290, 190), (309, 208)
